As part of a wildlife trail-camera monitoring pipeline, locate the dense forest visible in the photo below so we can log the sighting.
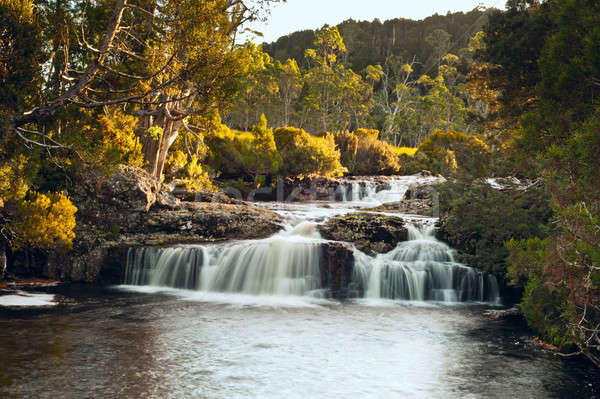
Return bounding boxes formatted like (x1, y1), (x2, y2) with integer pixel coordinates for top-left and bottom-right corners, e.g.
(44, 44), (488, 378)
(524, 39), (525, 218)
(0, 0), (598, 367)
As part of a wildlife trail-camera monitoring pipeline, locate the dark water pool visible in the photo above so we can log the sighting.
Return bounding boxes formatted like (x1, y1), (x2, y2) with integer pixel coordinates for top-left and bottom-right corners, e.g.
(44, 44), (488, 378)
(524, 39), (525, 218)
(1, 286), (598, 399)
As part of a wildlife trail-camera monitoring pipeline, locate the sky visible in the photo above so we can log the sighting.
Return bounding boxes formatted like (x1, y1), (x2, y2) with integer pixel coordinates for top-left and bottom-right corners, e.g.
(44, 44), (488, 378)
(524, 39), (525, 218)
(246, 0), (506, 44)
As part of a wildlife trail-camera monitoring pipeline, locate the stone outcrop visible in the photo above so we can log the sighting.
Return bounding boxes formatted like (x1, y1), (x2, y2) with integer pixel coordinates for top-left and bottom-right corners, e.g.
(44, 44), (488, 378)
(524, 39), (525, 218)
(319, 213), (408, 255)
(367, 199), (434, 216)
(40, 166), (283, 283)
(319, 243), (355, 299)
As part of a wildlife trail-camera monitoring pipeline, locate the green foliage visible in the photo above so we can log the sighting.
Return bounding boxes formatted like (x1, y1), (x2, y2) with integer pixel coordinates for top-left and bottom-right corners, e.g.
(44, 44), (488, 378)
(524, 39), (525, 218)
(476, 0), (600, 364)
(520, 276), (573, 349)
(0, 0), (42, 117)
(247, 114), (281, 182)
(438, 179), (552, 280)
(264, 9), (488, 76)
(13, 191), (77, 252)
(274, 126), (346, 178)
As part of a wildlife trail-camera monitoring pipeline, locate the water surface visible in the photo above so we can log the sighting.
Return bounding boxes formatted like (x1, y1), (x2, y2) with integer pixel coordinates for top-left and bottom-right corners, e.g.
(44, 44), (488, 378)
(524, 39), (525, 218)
(1, 286), (598, 399)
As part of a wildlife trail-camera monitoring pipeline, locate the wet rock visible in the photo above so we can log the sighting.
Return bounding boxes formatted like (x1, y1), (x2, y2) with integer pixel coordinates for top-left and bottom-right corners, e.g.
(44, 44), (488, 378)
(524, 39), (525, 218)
(404, 176), (445, 200)
(367, 176), (445, 216)
(45, 245), (129, 284)
(319, 213), (408, 255)
(367, 199), (434, 216)
(319, 242), (355, 299)
(484, 305), (522, 320)
(169, 182), (247, 205)
(142, 202), (282, 241)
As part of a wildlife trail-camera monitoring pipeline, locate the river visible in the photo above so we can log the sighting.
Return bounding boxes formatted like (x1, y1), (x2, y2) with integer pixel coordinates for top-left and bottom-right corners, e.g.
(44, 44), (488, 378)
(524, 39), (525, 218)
(1, 176), (598, 398)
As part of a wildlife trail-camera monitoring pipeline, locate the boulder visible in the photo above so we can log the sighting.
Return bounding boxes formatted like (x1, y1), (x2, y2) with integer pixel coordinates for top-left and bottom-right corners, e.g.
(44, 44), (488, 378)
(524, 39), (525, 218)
(319, 242), (355, 299)
(404, 177), (445, 200)
(71, 165), (161, 231)
(142, 202), (282, 241)
(170, 185), (247, 205)
(319, 213), (408, 255)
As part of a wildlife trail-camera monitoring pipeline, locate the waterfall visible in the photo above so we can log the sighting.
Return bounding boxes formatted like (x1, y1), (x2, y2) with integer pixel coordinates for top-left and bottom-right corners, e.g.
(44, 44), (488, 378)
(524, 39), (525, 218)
(353, 225), (500, 303)
(123, 175), (499, 304)
(342, 177), (422, 203)
(125, 225), (324, 297)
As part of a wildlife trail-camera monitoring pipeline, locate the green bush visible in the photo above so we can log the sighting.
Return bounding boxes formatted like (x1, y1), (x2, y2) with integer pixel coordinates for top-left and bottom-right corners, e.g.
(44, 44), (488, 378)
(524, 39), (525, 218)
(417, 130), (489, 176)
(437, 179), (553, 281)
(274, 127), (346, 178)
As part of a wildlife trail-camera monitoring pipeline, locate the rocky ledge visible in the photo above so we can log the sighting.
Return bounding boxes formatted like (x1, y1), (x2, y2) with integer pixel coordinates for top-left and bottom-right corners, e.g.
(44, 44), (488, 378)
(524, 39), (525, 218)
(39, 165), (283, 283)
(366, 175), (445, 216)
(319, 213), (408, 255)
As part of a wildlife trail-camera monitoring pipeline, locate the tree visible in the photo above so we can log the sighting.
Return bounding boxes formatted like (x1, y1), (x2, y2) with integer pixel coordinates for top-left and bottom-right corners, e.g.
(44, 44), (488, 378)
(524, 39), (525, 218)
(373, 56), (419, 145)
(304, 24), (347, 131)
(227, 43), (279, 131)
(425, 28), (452, 69)
(247, 114), (280, 184)
(6, 0), (283, 180)
(276, 58), (302, 126)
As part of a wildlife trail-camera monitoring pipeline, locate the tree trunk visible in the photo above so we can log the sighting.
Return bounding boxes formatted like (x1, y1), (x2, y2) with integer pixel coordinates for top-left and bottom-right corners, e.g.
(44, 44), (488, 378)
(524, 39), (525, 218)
(139, 110), (182, 179)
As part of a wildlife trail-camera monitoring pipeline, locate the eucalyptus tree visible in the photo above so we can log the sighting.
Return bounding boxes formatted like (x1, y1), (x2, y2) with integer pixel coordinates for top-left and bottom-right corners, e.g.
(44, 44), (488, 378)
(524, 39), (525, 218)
(7, 0), (283, 179)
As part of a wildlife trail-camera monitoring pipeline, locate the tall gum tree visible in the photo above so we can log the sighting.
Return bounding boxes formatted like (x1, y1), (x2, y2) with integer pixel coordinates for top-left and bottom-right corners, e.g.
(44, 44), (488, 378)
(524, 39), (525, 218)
(7, 0), (283, 179)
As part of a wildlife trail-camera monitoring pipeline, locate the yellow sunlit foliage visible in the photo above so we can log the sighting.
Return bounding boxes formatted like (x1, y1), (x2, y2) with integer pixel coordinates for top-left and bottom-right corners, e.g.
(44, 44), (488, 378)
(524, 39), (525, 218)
(0, 154), (31, 202)
(14, 192), (77, 251)
(97, 111), (144, 168)
(418, 130), (489, 176)
(355, 128), (379, 141)
(274, 127), (346, 178)
(392, 147), (418, 157)
(166, 151), (216, 191)
(333, 130), (400, 175)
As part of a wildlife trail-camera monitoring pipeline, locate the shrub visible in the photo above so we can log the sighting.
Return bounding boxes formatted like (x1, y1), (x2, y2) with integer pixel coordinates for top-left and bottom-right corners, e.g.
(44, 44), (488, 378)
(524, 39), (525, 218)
(206, 115), (281, 183)
(165, 151), (216, 191)
(13, 192), (78, 252)
(204, 119), (256, 177)
(274, 127), (346, 178)
(392, 147), (418, 157)
(417, 130), (489, 176)
(245, 115), (281, 183)
(437, 179), (553, 280)
(333, 130), (400, 175)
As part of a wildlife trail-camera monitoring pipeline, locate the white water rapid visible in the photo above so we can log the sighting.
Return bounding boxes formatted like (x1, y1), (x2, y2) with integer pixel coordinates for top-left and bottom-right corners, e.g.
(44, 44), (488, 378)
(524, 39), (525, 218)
(123, 176), (500, 304)
(353, 224), (499, 302)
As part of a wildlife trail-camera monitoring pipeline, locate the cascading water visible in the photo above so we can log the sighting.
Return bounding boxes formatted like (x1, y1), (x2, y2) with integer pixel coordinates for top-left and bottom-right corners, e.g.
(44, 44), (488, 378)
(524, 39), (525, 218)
(123, 175), (499, 304)
(125, 223), (324, 297)
(353, 225), (500, 302)
(342, 176), (436, 204)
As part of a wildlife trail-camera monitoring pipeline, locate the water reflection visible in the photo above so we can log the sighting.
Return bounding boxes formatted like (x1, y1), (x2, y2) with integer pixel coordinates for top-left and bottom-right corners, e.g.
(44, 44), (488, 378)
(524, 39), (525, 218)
(0, 288), (598, 398)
